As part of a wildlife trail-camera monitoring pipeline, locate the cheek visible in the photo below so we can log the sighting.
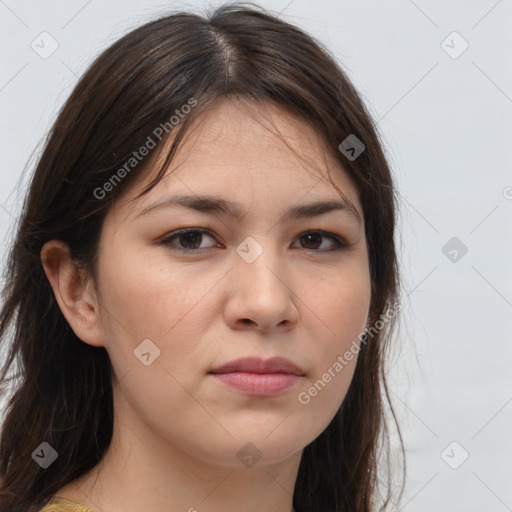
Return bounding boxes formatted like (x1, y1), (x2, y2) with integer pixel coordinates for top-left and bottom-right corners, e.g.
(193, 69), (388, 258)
(97, 241), (215, 340)
(95, 244), (224, 396)
(312, 265), (371, 341)
(295, 267), (370, 414)
(294, 320), (363, 442)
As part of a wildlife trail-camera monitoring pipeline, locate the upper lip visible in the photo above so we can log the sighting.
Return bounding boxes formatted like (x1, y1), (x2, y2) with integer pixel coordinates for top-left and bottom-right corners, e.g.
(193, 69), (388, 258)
(209, 356), (305, 376)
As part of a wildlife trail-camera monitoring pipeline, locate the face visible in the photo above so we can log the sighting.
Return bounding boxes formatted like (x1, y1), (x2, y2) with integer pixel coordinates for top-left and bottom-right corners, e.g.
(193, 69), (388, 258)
(91, 99), (371, 468)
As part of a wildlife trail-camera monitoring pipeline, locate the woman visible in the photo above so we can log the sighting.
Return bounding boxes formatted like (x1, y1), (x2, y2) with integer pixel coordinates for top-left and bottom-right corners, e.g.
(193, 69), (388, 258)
(0, 3), (404, 511)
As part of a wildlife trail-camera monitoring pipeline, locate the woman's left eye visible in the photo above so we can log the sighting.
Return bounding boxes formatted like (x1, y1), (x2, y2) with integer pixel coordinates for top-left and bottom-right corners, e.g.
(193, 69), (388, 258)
(293, 231), (347, 251)
(160, 228), (347, 253)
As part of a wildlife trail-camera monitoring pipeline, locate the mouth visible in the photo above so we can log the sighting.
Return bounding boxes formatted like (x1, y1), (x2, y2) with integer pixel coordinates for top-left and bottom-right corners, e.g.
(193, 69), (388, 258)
(208, 356), (305, 397)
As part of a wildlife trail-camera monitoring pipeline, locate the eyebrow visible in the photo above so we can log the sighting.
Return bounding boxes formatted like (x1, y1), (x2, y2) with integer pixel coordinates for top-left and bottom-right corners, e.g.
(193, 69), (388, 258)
(135, 194), (362, 225)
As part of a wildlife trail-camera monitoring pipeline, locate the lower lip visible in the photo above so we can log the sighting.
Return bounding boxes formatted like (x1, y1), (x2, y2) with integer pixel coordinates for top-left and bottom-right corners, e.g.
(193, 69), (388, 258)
(209, 372), (302, 396)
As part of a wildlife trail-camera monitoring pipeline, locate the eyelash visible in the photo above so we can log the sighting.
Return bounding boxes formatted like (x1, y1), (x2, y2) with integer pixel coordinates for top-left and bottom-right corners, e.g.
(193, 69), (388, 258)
(159, 228), (348, 254)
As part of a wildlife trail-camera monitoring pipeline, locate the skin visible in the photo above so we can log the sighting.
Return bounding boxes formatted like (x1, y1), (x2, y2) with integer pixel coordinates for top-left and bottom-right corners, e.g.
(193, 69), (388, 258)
(41, 98), (372, 512)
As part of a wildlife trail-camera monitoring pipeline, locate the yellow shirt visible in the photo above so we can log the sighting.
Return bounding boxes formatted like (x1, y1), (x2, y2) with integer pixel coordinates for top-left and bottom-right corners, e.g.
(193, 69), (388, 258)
(39, 496), (96, 512)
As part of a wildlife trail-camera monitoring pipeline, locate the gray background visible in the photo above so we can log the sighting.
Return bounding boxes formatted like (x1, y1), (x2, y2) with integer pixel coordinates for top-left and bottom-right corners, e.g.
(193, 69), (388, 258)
(1, 1), (511, 510)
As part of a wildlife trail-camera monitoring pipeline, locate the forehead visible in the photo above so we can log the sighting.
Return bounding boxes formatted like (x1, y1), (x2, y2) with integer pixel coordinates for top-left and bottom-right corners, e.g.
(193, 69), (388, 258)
(116, 98), (362, 220)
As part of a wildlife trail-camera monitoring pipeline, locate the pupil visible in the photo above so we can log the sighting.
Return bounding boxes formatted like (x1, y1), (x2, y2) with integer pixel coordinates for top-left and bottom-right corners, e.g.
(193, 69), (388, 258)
(303, 233), (320, 249)
(181, 232), (201, 249)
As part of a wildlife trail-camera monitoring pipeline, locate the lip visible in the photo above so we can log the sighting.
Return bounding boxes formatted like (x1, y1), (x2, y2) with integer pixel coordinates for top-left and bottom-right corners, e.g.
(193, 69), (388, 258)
(209, 357), (305, 397)
(209, 356), (305, 376)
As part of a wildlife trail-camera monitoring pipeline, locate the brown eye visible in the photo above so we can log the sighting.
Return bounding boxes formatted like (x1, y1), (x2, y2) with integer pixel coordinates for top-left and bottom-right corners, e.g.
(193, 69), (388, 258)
(161, 229), (218, 252)
(293, 231), (346, 252)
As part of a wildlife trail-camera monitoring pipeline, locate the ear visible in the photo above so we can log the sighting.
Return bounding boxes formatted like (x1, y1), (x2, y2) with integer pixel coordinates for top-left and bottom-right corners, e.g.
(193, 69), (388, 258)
(40, 240), (104, 348)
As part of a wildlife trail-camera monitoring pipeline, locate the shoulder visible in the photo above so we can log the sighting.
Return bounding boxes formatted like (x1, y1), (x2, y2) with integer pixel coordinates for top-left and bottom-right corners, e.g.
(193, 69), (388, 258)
(39, 496), (97, 512)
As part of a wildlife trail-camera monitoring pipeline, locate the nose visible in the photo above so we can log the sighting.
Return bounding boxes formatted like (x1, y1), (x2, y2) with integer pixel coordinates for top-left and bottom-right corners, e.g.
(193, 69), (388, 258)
(223, 242), (299, 333)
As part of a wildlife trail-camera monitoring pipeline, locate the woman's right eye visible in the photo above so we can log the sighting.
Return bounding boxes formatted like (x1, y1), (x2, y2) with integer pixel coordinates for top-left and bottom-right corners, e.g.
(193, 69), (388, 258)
(160, 229), (218, 253)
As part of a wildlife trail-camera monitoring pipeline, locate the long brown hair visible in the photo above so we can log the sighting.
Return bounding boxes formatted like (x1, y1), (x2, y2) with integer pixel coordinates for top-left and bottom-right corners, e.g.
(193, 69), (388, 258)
(0, 3), (405, 510)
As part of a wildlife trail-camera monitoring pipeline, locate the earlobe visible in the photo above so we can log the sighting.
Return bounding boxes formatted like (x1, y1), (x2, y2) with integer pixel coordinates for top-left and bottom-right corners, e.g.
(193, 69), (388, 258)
(40, 240), (104, 348)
